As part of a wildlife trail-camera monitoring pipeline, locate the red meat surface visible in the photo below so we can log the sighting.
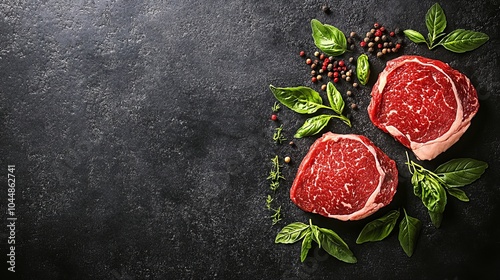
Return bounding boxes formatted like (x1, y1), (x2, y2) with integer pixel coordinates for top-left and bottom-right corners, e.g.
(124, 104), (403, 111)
(368, 55), (479, 160)
(290, 133), (398, 221)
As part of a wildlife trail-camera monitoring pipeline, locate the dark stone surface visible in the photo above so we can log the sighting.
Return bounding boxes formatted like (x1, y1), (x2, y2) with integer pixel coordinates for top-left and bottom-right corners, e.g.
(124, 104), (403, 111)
(1, 0), (499, 279)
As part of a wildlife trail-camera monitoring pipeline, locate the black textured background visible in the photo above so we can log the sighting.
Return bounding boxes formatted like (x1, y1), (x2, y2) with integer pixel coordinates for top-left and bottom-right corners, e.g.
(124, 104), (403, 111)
(1, 0), (499, 279)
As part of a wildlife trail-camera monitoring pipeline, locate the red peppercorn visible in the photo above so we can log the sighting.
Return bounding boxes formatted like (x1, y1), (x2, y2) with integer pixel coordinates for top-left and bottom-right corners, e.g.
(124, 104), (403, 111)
(322, 65), (327, 71)
(327, 71), (334, 78)
(300, 51), (306, 57)
(338, 60), (345, 67)
(311, 77), (318, 83)
(380, 26), (386, 32)
(360, 41), (367, 47)
(323, 58), (330, 64)
(396, 43), (402, 49)
(390, 31), (395, 37)
(271, 114), (278, 121)
(378, 43), (383, 49)
(333, 71), (339, 78)
(333, 77), (339, 83)
(375, 30), (382, 37)
(374, 22), (380, 28)
(306, 58), (312, 65)
(319, 54), (325, 60)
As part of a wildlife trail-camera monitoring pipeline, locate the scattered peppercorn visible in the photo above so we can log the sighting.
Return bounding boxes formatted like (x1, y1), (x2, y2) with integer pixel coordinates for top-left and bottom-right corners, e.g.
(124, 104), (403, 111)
(353, 82), (358, 88)
(289, 141), (295, 146)
(311, 63), (317, 69)
(312, 77), (318, 83)
(271, 114), (278, 121)
(346, 90), (352, 96)
(317, 75), (323, 81)
(314, 51), (320, 57)
(374, 22), (380, 28)
(380, 26), (386, 32)
(349, 57), (354, 63)
(284, 156), (291, 163)
(389, 31), (395, 37)
(300, 50), (306, 57)
(306, 58), (312, 65)
(350, 31), (356, 37)
(311, 70), (317, 76)
(319, 53), (325, 60)
(350, 103), (358, 110)
(321, 84), (327, 91)
(360, 41), (367, 47)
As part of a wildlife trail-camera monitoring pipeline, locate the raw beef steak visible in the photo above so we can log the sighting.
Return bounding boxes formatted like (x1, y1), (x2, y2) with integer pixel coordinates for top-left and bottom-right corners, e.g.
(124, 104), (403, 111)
(368, 55), (479, 160)
(290, 132), (398, 221)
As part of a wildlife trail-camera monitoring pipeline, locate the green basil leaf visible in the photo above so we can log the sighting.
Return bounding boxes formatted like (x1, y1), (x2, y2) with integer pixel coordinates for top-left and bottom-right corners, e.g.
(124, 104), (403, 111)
(311, 225), (322, 248)
(437, 29), (489, 53)
(435, 158), (488, 187)
(311, 19), (347, 57)
(428, 210), (443, 228)
(269, 85), (327, 114)
(414, 176), (447, 213)
(425, 2), (447, 45)
(398, 209), (422, 257)
(300, 232), (313, 262)
(294, 115), (333, 138)
(403, 29), (428, 45)
(356, 54), (370, 85)
(326, 82), (344, 114)
(446, 187), (470, 202)
(275, 222), (310, 244)
(318, 228), (357, 263)
(356, 210), (400, 244)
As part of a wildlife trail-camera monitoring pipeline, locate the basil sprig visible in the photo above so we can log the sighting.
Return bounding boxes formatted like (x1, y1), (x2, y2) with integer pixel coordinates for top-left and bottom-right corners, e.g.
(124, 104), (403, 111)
(404, 3), (489, 53)
(406, 153), (488, 228)
(311, 19), (347, 57)
(276, 220), (357, 263)
(356, 209), (421, 257)
(269, 83), (351, 138)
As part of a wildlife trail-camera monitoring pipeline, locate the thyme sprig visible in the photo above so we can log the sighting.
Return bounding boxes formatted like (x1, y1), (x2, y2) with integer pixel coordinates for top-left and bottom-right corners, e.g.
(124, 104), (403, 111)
(272, 101), (281, 112)
(273, 125), (286, 144)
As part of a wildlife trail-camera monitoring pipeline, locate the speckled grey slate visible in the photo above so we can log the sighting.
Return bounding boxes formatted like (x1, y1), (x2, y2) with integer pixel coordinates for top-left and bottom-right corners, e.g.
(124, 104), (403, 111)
(1, 0), (499, 279)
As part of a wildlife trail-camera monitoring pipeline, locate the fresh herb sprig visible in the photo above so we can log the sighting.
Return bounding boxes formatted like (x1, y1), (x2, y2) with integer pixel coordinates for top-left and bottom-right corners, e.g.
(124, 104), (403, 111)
(276, 220), (357, 263)
(406, 153), (488, 228)
(269, 82), (351, 138)
(267, 155), (284, 191)
(266, 156), (285, 225)
(272, 125), (287, 144)
(356, 209), (421, 257)
(272, 102), (280, 112)
(404, 3), (489, 53)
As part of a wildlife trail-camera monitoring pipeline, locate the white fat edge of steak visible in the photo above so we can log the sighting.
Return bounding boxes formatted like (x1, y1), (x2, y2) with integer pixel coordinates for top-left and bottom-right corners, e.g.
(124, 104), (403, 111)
(376, 56), (469, 160)
(317, 133), (386, 221)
